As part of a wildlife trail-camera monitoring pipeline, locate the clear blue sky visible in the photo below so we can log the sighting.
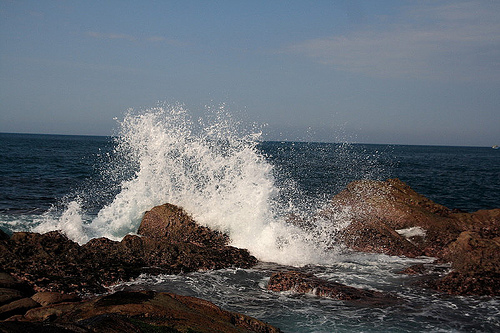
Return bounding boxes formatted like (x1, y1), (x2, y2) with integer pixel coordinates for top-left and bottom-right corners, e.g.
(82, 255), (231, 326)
(1, 0), (499, 146)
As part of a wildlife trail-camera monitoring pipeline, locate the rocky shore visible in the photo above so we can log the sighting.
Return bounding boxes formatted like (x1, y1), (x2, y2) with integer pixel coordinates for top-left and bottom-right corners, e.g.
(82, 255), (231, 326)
(0, 204), (272, 332)
(321, 178), (500, 296)
(1, 179), (499, 331)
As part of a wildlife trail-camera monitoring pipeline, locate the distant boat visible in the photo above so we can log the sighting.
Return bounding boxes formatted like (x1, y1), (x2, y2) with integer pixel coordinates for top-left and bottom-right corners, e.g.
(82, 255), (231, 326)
(493, 145), (499, 149)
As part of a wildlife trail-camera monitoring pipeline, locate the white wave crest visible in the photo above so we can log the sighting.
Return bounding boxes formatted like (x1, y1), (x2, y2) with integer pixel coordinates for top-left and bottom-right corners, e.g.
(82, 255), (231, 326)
(34, 103), (345, 265)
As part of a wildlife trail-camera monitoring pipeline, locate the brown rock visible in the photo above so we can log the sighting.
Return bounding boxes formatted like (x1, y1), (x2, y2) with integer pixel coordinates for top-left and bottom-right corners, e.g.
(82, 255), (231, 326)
(421, 231), (500, 296)
(0, 297), (40, 320)
(31, 292), (81, 307)
(451, 209), (500, 237)
(137, 203), (230, 246)
(323, 178), (462, 258)
(267, 271), (400, 306)
(0, 229), (9, 241)
(0, 321), (88, 333)
(339, 218), (423, 257)
(0, 231), (107, 294)
(0, 288), (22, 306)
(425, 271), (500, 296)
(397, 264), (427, 275)
(320, 178), (500, 296)
(0, 203), (257, 295)
(0, 273), (34, 297)
(20, 290), (281, 333)
(443, 231), (500, 273)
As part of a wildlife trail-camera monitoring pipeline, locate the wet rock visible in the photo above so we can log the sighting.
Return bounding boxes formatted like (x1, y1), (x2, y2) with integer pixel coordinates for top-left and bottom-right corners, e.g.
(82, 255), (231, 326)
(31, 292), (81, 307)
(0, 288), (22, 306)
(321, 178), (500, 296)
(323, 178), (462, 258)
(397, 264), (427, 275)
(0, 272), (37, 320)
(11, 290), (281, 333)
(0, 203), (257, 295)
(426, 231), (500, 296)
(138, 203), (230, 247)
(267, 271), (400, 306)
(443, 231), (500, 273)
(0, 231), (108, 295)
(0, 297), (40, 320)
(0, 273), (34, 296)
(0, 229), (9, 241)
(423, 271), (500, 296)
(339, 218), (424, 257)
(0, 321), (88, 333)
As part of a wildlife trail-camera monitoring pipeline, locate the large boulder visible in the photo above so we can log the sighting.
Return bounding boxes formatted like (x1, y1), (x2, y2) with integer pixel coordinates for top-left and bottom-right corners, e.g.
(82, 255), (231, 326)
(2, 290), (281, 333)
(0, 272), (37, 320)
(138, 203), (230, 247)
(267, 271), (400, 307)
(0, 297), (40, 321)
(320, 178), (500, 296)
(322, 178), (462, 257)
(425, 231), (500, 296)
(0, 231), (109, 294)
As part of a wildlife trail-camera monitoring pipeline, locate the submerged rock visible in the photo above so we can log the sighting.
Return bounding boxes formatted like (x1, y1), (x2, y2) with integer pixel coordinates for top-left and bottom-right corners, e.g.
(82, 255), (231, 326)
(1, 290), (281, 333)
(322, 178), (500, 296)
(267, 271), (400, 307)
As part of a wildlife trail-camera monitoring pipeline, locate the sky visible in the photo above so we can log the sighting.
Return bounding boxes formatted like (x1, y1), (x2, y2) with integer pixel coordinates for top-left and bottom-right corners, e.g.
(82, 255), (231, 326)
(0, 0), (499, 146)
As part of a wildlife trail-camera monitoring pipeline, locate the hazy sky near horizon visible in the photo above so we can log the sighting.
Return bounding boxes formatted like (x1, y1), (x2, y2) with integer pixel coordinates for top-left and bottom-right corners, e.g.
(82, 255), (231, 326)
(1, 0), (499, 146)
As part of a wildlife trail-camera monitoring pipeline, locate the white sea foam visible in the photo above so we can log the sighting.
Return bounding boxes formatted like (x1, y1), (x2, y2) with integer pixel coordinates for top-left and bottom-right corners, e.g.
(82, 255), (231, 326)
(33, 103), (346, 265)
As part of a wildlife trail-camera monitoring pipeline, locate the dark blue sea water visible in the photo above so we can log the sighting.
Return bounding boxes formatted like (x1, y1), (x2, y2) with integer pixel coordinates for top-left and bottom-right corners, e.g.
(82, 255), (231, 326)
(1, 127), (499, 332)
(1, 133), (497, 219)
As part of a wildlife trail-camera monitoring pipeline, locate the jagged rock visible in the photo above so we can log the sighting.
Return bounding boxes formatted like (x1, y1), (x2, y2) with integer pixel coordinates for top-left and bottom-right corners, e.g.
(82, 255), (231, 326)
(0, 204), (257, 295)
(0, 273), (34, 296)
(31, 292), (81, 307)
(339, 217), (424, 257)
(443, 231), (500, 273)
(0, 321), (87, 333)
(423, 271), (500, 296)
(321, 178), (500, 296)
(422, 231), (500, 296)
(0, 288), (22, 306)
(0, 230), (9, 241)
(0, 297), (40, 320)
(267, 271), (400, 306)
(0, 231), (108, 295)
(7, 290), (281, 333)
(323, 178), (462, 257)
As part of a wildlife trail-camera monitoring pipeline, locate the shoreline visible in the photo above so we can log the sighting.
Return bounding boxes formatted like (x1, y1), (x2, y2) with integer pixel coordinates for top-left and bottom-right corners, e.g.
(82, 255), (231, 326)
(1, 178), (499, 331)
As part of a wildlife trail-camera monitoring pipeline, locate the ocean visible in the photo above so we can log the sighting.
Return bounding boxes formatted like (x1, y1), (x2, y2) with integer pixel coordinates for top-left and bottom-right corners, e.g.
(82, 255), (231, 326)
(1, 106), (499, 332)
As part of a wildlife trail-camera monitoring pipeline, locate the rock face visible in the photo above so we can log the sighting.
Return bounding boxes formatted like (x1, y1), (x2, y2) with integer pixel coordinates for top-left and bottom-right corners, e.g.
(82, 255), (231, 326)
(0, 204), (267, 329)
(267, 271), (400, 306)
(321, 178), (500, 296)
(1, 290), (281, 333)
(0, 273), (38, 321)
(0, 204), (257, 295)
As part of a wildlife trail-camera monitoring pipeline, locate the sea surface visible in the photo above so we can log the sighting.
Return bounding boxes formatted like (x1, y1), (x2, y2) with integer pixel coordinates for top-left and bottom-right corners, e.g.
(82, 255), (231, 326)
(1, 106), (499, 332)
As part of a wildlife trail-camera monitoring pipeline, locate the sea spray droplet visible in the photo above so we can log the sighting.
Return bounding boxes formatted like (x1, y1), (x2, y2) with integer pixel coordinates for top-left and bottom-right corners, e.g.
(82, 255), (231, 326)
(34, 197), (89, 242)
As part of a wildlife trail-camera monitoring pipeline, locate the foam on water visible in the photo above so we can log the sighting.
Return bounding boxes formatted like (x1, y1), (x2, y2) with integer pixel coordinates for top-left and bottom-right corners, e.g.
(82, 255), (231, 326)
(33, 104), (345, 265)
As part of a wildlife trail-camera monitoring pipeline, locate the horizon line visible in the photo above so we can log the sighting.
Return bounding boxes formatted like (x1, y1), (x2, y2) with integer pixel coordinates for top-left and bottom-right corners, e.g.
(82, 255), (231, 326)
(0, 131), (494, 148)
